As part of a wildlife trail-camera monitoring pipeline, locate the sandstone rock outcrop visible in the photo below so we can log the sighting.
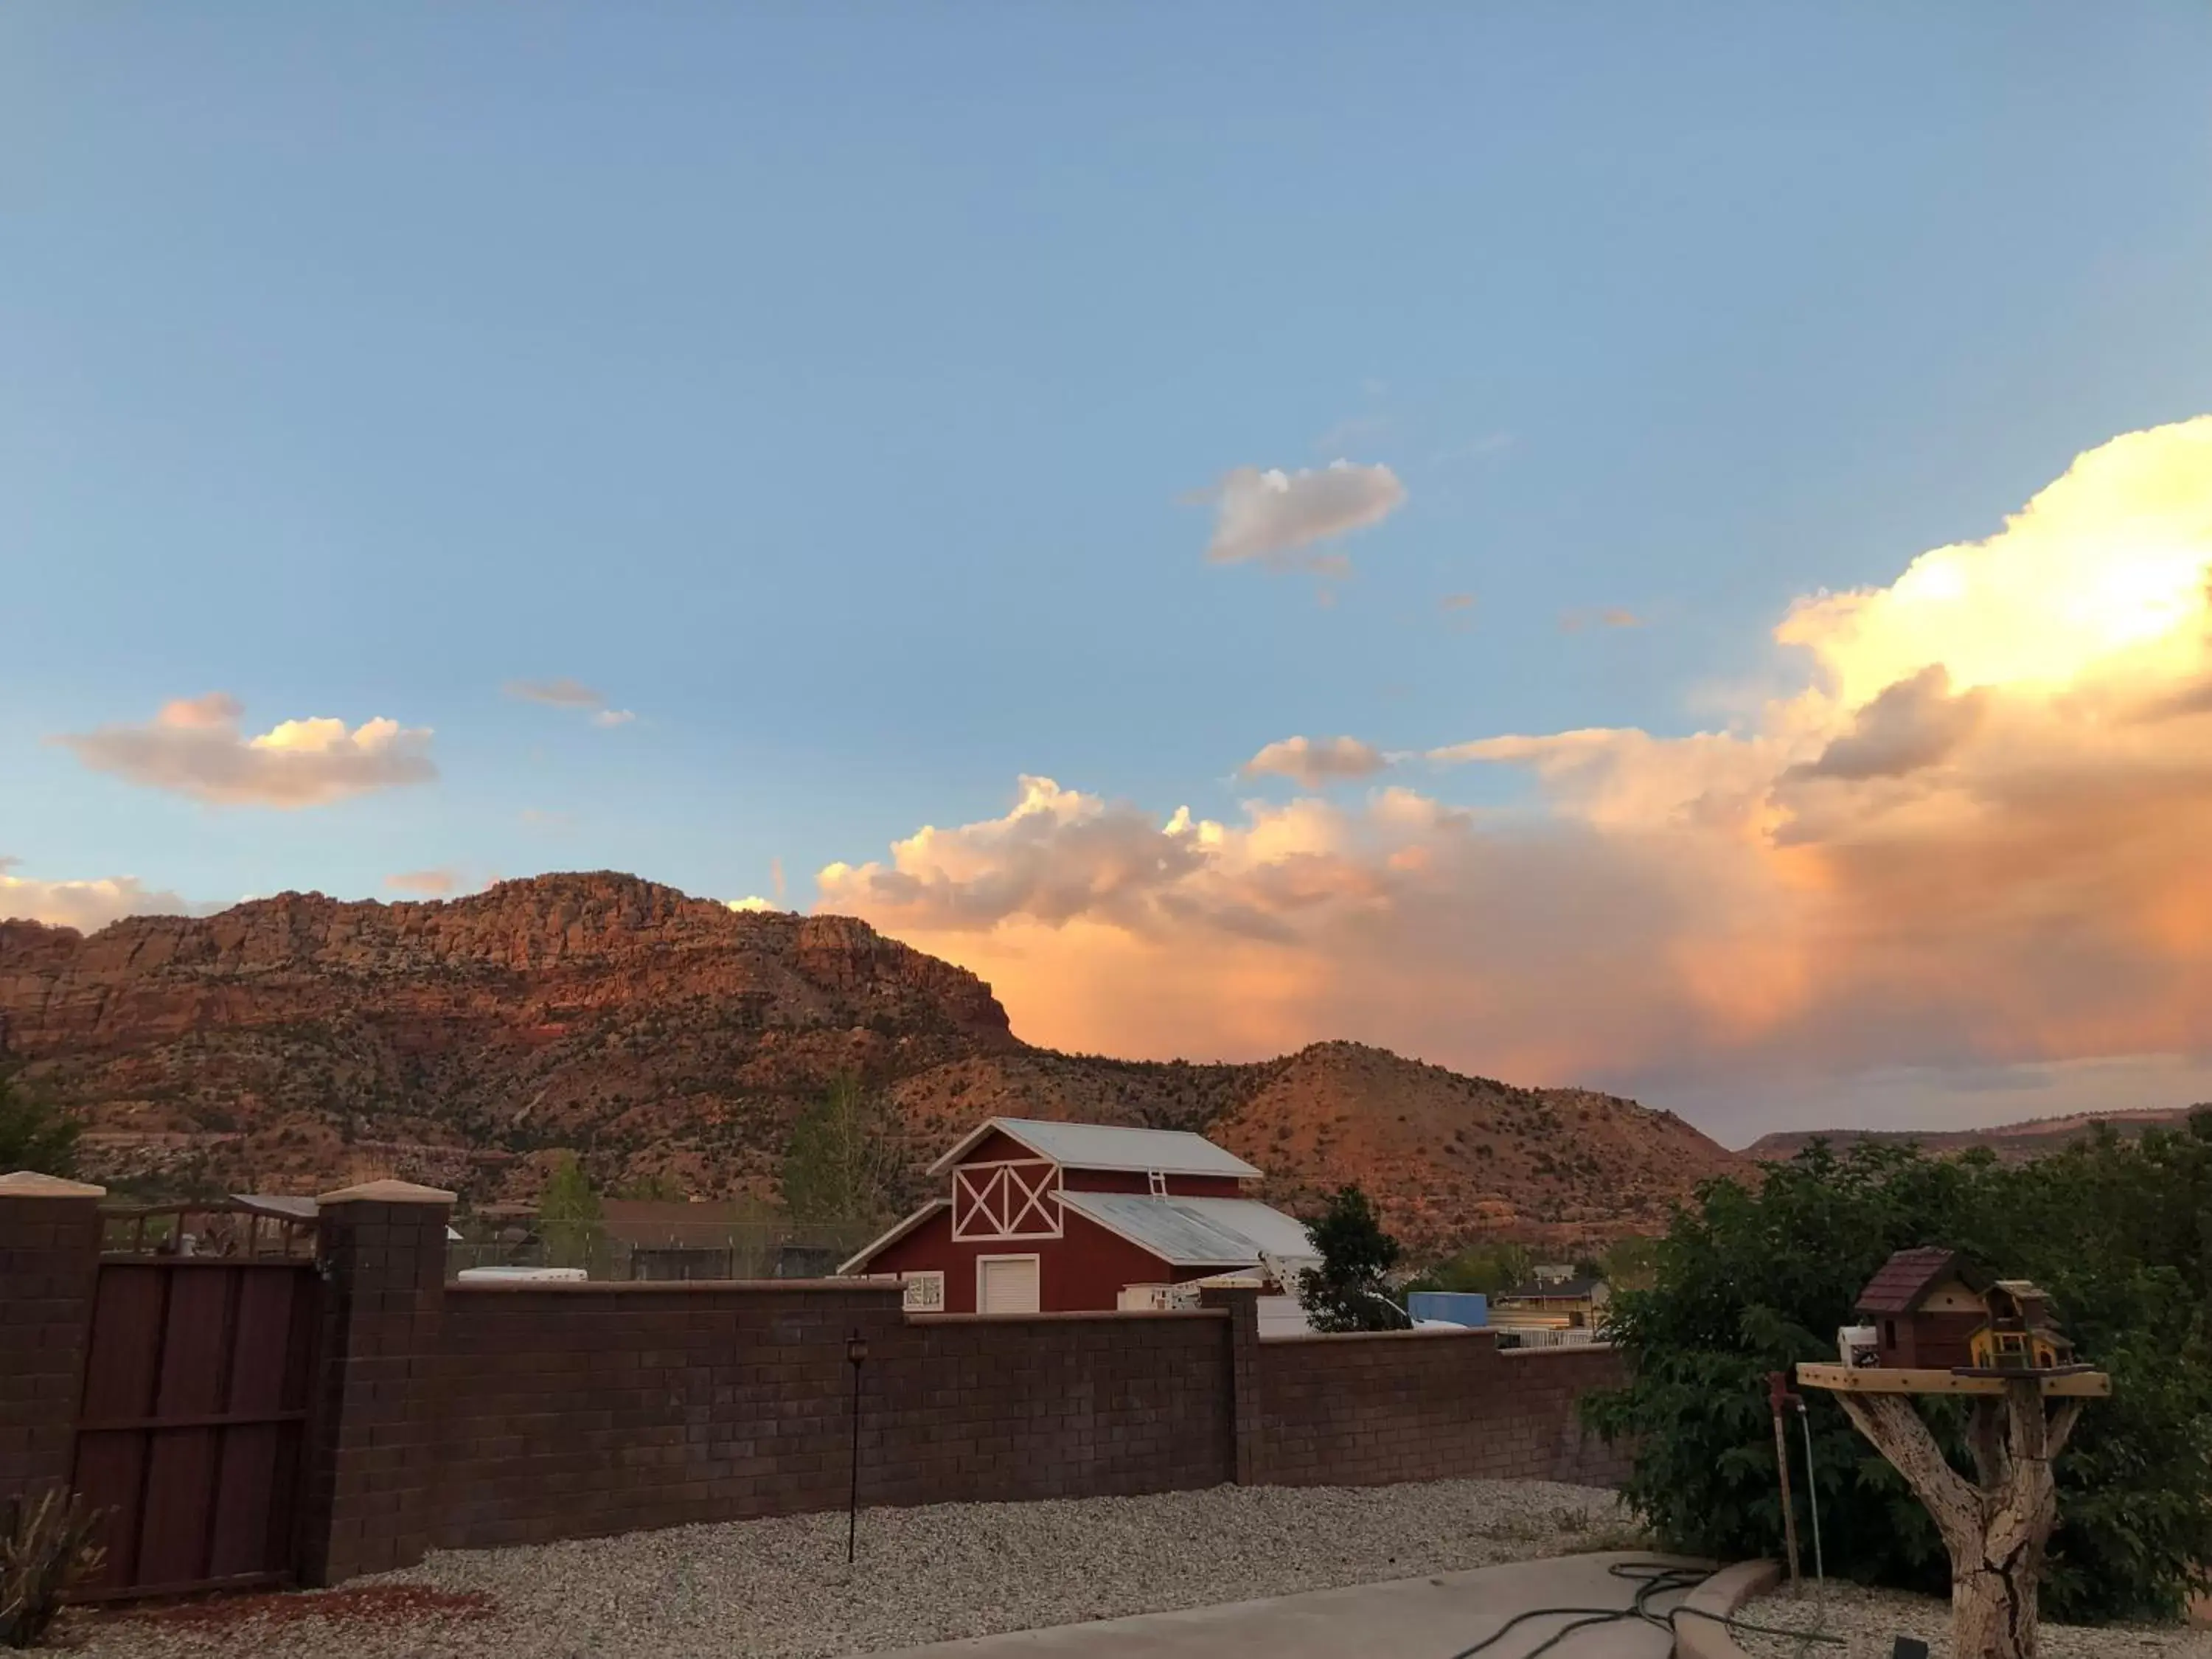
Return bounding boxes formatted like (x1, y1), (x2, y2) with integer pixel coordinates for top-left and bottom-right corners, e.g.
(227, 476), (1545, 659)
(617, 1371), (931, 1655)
(0, 871), (1742, 1249)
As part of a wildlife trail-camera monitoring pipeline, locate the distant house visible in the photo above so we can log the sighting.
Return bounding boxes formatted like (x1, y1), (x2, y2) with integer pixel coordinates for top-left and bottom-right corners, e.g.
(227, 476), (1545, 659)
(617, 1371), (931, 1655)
(1854, 1247), (2075, 1371)
(1491, 1264), (1611, 1332)
(840, 1116), (1318, 1315)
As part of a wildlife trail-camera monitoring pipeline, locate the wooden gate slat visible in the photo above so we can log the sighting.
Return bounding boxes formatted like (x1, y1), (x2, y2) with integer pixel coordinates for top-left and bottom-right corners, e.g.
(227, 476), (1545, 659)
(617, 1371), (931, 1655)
(207, 1423), (281, 1582)
(80, 1268), (166, 1423)
(69, 1431), (146, 1593)
(136, 1428), (219, 1587)
(228, 1269), (298, 1416)
(153, 1270), (232, 1419)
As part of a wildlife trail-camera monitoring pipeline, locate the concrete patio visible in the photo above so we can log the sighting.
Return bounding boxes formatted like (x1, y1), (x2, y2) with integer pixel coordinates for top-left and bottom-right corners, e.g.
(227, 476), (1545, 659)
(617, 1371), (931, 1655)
(871, 1551), (1703, 1659)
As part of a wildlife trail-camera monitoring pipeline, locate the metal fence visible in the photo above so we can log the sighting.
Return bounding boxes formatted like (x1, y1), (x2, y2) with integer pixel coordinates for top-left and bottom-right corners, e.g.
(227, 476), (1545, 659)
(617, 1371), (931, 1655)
(443, 1219), (874, 1282)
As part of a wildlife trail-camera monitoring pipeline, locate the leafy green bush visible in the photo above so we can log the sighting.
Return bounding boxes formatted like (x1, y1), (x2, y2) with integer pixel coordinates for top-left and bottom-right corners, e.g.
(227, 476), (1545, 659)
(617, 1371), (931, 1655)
(1584, 1121), (2212, 1621)
(1406, 1239), (1533, 1298)
(0, 1074), (78, 1178)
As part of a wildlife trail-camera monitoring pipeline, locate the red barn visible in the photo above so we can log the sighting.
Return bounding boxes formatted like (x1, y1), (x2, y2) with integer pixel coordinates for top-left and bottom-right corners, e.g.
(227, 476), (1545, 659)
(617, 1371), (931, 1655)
(840, 1116), (1318, 1315)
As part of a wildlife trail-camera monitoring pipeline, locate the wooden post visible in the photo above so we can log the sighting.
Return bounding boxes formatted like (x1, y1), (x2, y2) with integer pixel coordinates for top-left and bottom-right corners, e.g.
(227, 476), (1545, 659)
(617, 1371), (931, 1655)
(1767, 1371), (1802, 1587)
(1825, 1379), (2086, 1659)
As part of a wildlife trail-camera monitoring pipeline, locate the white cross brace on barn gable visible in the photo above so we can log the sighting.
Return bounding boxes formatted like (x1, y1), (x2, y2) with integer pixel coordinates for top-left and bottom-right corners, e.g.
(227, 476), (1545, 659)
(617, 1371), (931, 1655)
(952, 1159), (1063, 1241)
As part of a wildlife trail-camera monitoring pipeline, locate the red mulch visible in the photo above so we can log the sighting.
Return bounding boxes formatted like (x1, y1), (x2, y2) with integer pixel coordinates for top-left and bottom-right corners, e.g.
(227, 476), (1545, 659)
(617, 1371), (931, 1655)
(114, 1585), (496, 1628)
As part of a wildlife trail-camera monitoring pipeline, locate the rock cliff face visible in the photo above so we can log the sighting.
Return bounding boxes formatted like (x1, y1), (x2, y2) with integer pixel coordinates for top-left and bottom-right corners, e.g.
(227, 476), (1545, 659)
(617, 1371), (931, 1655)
(0, 871), (1742, 1251)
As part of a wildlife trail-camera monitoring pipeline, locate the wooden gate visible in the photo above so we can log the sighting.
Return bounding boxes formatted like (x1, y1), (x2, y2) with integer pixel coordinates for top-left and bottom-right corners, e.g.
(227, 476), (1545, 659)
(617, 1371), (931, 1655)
(71, 1258), (320, 1597)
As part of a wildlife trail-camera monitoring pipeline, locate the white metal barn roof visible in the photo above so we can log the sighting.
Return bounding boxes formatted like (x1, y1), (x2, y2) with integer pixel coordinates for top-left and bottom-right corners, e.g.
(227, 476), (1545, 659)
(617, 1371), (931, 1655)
(1059, 1191), (1317, 1267)
(927, 1117), (1264, 1180)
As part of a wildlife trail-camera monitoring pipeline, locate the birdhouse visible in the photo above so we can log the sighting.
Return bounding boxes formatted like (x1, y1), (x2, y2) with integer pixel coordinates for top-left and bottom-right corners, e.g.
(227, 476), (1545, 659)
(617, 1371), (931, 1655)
(1968, 1279), (2073, 1374)
(1853, 1248), (2074, 1374)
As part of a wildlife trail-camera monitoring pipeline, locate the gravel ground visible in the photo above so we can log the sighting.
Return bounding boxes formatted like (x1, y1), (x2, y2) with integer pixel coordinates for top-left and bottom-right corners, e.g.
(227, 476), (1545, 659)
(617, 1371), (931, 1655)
(1734, 1582), (2212, 1659)
(66, 1480), (1638, 1659)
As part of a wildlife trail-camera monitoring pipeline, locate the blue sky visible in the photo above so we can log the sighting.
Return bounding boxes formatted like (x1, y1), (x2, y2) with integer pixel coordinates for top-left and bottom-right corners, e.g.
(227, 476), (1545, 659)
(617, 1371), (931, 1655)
(7, 5), (2212, 1135)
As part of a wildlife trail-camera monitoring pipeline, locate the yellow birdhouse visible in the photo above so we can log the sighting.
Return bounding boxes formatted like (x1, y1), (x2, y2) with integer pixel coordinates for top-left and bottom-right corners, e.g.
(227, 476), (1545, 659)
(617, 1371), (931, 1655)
(1965, 1278), (2074, 1374)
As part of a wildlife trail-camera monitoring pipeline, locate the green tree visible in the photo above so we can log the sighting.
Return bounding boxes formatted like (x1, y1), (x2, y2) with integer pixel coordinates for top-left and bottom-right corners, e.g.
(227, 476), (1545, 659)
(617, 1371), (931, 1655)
(1583, 1124), (2212, 1623)
(780, 1074), (902, 1226)
(0, 1071), (78, 1178)
(538, 1152), (602, 1222)
(536, 1151), (602, 1270)
(1407, 1239), (1533, 1298)
(616, 1172), (686, 1201)
(1296, 1185), (1408, 1332)
(1598, 1234), (1660, 1291)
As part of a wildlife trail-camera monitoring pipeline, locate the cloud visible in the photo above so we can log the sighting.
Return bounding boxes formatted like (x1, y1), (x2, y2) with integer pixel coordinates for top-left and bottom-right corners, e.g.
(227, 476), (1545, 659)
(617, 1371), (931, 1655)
(1784, 665), (1986, 782)
(506, 678), (634, 727)
(1204, 461), (1406, 567)
(819, 417), (2212, 1134)
(726, 895), (777, 913)
(819, 778), (1217, 935)
(385, 868), (460, 897)
(58, 694), (435, 807)
(0, 863), (213, 933)
(1560, 608), (1646, 633)
(1439, 594), (1477, 612)
(1241, 736), (1391, 788)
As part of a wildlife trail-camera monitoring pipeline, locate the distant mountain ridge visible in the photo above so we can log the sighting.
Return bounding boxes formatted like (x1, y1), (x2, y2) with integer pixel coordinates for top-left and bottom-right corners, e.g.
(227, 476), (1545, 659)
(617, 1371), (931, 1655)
(0, 871), (1745, 1254)
(1743, 1104), (2208, 1166)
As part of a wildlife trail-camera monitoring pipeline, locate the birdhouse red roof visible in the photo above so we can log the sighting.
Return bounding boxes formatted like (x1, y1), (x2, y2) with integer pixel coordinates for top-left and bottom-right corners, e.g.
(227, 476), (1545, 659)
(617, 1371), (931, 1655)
(1855, 1247), (1988, 1315)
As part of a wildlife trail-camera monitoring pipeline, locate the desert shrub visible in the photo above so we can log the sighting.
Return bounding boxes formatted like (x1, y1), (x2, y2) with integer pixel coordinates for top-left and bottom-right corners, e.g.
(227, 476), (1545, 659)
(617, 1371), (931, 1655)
(1, 1489), (106, 1649)
(1584, 1121), (2212, 1622)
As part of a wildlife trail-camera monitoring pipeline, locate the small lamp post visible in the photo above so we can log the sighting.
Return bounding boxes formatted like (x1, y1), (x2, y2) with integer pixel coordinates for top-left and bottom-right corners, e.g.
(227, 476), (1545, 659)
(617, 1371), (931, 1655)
(846, 1329), (869, 1565)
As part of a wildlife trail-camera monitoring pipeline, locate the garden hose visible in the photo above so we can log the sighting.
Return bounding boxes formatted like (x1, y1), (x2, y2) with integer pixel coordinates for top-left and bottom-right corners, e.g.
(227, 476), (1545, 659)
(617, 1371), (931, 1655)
(1442, 1560), (1846, 1659)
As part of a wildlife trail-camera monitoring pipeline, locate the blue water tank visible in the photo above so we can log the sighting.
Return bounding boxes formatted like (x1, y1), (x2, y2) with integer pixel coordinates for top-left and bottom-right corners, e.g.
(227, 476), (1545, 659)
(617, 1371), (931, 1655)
(1406, 1290), (1488, 1328)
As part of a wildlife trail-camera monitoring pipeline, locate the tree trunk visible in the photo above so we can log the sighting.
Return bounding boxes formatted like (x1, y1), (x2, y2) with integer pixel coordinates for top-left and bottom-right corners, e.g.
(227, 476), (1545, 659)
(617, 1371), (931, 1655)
(1833, 1382), (2084, 1659)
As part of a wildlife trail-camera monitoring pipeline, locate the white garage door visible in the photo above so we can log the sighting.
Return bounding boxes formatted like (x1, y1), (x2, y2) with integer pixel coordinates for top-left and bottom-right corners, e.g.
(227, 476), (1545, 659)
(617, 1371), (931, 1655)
(977, 1255), (1041, 1315)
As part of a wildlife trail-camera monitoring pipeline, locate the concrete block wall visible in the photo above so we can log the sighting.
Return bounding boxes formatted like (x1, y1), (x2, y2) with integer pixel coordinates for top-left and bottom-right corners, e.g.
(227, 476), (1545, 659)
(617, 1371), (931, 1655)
(3, 1192), (1635, 1589)
(0, 1175), (104, 1502)
(429, 1280), (911, 1549)
(427, 1294), (1234, 1548)
(868, 1310), (1234, 1507)
(1248, 1325), (1629, 1488)
(297, 1182), (456, 1585)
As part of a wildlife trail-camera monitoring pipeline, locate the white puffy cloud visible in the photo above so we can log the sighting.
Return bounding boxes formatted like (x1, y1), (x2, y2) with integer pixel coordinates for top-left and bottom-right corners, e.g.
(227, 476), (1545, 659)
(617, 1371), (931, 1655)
(58, 694), (436, 808)
(1241, 736), (1391, 788)
(1205, 461), (1406, 567)
(726, 895), (778, 913)
(0, 860), (207, 933)
(820, 777), (1220, 935)
(821, 417), (2212, 1130)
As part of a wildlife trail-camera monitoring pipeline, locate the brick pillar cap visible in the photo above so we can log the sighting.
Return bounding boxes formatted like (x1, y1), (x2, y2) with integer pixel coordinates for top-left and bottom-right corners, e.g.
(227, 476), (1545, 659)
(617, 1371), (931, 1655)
(0, 1169), (107, 1198)
(316, 1178), (456, 1204)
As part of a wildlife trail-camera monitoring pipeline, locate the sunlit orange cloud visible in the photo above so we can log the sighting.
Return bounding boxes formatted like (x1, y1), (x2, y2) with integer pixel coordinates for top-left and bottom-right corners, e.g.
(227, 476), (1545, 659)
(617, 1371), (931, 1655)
(819, 418), (2212, 1126)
